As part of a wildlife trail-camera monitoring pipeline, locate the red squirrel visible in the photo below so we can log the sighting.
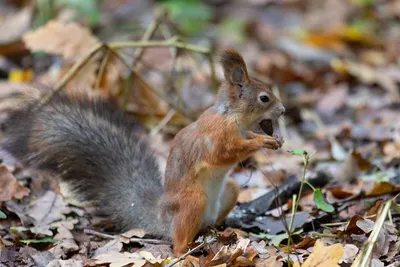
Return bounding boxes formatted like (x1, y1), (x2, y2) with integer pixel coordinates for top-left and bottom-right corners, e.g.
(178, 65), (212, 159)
(3, 49), (285, 257)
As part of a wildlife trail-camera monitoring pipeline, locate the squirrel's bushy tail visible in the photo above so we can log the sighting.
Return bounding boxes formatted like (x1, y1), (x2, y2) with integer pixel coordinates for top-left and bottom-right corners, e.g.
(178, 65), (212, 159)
(2, 93), (170, 239)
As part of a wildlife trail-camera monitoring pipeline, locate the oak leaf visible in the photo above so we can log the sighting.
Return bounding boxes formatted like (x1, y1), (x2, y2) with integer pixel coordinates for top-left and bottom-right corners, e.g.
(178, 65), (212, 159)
(23, 20), (101, 93)
(23, 20), (99, 62)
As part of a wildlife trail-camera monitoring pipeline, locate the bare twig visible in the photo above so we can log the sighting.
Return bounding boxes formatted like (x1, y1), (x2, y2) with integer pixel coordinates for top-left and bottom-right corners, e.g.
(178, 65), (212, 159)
(109, 37), (210, 54)
(84, 229), (171, 245)
(123, 8), (166, 106)
(149, 109), (177, 137)
(130, 237), (171, 245)
(33, 43), (105, 110)
(34, 33), (210, 118)
(84, 229), (115, 240)
(106, 46), (195, 120)
(165, 237), (217, 267)
(132, 8), (167, 67)
(95, 49), (111, 91)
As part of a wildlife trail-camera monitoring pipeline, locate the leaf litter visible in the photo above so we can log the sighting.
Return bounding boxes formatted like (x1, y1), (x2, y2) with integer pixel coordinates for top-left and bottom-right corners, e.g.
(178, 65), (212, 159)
(0, 0), (399, 266)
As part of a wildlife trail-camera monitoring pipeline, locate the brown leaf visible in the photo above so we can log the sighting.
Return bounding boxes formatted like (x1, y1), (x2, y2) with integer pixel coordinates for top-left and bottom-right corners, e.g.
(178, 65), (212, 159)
(341, 215), (365, 235)
(0, 165), (29, 201)
(365, 182), (400, 197)
(182, 255), (200, 267)
(232, 256), (255, 267)
(329, 188), (353, 199)
(294, 240), (343, 267)
(23, 20), (102, 92)
(23, 20), (99, 62)
(364, 200), (384, 220)
(227, 239), (250, 263)
(120, 228), (146, 243)
(295, 236), (316, 250)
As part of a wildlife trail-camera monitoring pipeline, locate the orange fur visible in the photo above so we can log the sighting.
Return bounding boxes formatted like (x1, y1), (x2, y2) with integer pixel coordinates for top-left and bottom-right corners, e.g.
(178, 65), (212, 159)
(161, 49), (285, 257)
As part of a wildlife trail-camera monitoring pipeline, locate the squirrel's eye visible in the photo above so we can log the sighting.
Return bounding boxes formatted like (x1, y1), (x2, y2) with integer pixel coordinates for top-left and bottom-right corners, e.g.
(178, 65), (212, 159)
(259, 95), (269, 103)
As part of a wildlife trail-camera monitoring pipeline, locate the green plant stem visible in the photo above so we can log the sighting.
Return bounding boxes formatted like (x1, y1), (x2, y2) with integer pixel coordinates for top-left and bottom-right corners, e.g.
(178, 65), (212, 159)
(288, 154), (309, 232)
(286, 154), (310, 267)
(305, 180), (316, 191)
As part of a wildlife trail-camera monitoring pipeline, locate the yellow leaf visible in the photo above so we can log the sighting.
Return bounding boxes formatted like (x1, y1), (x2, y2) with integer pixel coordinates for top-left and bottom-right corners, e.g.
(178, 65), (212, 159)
(295, 240), (343, 267)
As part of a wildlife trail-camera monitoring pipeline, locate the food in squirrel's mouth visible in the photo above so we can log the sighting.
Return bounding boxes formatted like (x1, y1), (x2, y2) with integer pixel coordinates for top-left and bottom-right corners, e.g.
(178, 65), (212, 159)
(259, 119), (273, 136)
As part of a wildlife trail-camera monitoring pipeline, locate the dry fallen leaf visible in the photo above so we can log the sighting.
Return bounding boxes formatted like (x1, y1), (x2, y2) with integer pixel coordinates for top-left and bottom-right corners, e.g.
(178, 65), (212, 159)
(94, 251), (165, 267)
(23, 20), (99, 62)
(93, 238), (123, 258)
(340, 244), (359, 264)
(0, 165), (30, 201)
(28, 191), (70, 226)
(23, 20), (101, 92)
(365, 182), (400, 197)
(293, 240), (343, 267)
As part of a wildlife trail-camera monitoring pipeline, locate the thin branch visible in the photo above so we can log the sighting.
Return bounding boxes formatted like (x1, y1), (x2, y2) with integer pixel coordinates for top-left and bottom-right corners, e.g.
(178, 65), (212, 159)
(84, 229), (171, 245)
(109, 38), (210, 54)
(84, 229), (115, 240)
(149, 109), (177, 137)
(132, 8), (167, 67)
(33, 43), (105, 110)
(123, 8), (166, 106)
(130, 237), (171, 245)
(95, 49), (111, 91)
(165, 237), (217, 267)
(106, 45), (196, 120)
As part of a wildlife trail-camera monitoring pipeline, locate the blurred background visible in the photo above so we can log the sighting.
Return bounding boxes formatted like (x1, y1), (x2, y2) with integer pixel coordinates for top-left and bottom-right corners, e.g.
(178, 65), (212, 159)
(0, 0), (399, 264)
(1, 0), (399, 180)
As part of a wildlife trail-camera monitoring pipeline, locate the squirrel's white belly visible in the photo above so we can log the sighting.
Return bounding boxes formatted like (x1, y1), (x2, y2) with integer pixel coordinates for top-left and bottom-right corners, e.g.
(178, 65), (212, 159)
(202, 166), (232, 228)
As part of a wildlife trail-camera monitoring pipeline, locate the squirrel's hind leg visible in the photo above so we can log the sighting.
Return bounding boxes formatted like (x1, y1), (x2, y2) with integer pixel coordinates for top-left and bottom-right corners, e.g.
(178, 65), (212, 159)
(172, 186), (207, 257)
(216, 178), (239, 225)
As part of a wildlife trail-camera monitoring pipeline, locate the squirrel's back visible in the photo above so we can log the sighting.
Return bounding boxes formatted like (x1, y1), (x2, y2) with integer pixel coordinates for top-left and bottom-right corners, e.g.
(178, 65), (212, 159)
(3, 93), (170, 238)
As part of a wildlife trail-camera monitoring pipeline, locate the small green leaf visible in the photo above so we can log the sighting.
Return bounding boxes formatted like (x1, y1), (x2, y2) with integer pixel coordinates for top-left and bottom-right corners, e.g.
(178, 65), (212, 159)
(21, 237), (56, 245)
(313, 189), (334, 213)
(289, 149), (307, 156)
(0, 210), (6, 219)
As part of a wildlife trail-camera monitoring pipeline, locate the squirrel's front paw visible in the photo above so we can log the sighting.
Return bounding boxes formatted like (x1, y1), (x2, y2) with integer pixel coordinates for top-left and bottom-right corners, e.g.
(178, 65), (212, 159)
(273, 134), (284, 148)
(260, 135), (280, 150)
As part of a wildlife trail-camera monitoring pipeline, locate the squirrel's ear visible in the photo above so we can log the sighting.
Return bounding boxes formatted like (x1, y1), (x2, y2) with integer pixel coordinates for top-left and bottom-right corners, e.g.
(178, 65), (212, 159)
(220, 49), (249, 86)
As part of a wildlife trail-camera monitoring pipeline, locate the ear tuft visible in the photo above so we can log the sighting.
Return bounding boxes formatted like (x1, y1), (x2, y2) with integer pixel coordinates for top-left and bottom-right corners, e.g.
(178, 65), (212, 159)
(220, 49), (249, 85)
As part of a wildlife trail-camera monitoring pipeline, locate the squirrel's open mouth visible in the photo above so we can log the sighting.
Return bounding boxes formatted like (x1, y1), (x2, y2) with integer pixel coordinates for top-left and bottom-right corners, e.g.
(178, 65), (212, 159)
(259, 119), (274, 136)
